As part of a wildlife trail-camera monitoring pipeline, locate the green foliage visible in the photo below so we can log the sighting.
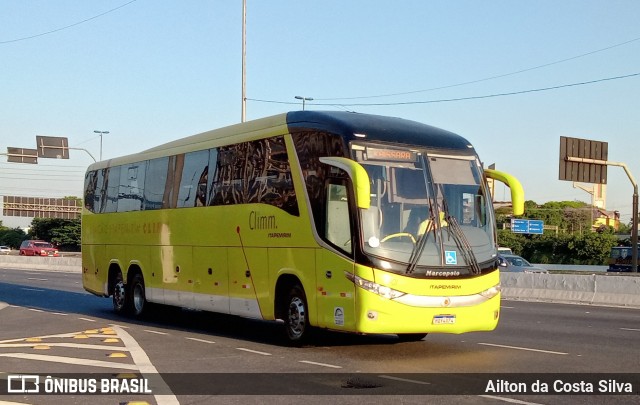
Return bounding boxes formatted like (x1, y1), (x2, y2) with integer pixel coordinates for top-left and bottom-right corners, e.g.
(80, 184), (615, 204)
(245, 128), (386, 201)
(29, 218), (81, 251)
(0, 228), (27, 249)
(499, 230), (617, 265)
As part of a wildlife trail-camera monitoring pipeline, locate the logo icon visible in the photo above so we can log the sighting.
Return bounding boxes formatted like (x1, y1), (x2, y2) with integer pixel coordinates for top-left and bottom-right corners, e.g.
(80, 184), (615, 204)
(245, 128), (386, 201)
(445, 251), (457, 265)
(7, 375), (40, 393)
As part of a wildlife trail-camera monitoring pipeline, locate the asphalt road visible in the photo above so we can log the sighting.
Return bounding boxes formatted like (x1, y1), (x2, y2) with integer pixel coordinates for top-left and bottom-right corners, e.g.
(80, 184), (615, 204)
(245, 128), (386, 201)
(0, 267), (638, 405)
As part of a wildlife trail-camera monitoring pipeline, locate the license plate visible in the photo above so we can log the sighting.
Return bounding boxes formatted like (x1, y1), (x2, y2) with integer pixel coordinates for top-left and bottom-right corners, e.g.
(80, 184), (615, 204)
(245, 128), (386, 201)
(432, 315), (456, 325)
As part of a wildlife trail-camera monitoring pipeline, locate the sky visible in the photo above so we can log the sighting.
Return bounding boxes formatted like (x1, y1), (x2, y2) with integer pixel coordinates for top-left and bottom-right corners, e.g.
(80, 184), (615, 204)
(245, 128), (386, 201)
(2, 0), (640, 227)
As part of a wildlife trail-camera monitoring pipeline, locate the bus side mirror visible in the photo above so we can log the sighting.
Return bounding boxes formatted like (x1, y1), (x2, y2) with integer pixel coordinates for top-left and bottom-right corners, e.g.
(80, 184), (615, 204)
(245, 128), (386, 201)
(319, 157), (371, 209)
(484, 168), (524, 216)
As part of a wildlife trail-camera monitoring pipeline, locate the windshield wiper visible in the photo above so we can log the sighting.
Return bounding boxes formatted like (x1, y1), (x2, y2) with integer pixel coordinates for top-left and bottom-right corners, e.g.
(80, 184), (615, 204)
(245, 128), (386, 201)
(444, 215), (481, 275)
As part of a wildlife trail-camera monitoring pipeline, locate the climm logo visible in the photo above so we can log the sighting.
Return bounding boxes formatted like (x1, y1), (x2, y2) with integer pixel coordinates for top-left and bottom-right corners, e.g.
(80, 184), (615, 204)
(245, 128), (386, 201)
(249, 210), (277, 230)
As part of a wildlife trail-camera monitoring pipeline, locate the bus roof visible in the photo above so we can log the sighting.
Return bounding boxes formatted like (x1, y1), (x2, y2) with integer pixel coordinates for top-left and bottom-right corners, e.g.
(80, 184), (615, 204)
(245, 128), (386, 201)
(286, 111), (473, 151)
(88, 111), (475, 171)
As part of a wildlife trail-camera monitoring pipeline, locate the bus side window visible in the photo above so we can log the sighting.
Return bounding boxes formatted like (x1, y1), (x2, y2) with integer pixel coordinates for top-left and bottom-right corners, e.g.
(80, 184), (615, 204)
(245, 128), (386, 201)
(325, 181), (352, 254)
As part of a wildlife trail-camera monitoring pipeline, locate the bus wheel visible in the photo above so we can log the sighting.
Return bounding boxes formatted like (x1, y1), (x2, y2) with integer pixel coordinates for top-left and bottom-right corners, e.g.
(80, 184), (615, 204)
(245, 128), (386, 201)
(397, 333), (427, 342)
(112, 272), (127, 314)
(128, 273), (146, 317)
(284, 284), (310, 344)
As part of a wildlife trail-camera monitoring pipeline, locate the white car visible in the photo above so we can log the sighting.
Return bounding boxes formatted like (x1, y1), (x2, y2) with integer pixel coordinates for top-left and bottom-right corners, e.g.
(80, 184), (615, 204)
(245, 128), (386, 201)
(0, 246), (11, 255)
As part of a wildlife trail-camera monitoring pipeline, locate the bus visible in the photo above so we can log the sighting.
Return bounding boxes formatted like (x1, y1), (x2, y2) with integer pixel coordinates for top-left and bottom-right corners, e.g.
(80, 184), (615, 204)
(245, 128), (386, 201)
(82, 111), (524, 343)
(607, 245), (637, 272)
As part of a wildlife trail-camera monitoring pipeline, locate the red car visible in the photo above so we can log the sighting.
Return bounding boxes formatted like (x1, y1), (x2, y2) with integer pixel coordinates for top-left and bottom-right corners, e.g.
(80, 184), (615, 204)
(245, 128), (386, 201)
(19, 240), (59, 257)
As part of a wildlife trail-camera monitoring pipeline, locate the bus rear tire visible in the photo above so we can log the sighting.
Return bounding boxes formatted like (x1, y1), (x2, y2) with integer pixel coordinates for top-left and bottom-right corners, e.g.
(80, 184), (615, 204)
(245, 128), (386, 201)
(397, 333), (427, 342)
(127, 273), (147, 317)
(283, 284), (310, 345)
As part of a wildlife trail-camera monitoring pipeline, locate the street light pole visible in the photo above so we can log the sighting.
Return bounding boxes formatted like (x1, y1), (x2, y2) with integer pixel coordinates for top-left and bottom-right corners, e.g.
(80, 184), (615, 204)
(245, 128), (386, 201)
(94, 130), (109, 161)
(241, 0), (247, 122)
(295, 96), (313, 111)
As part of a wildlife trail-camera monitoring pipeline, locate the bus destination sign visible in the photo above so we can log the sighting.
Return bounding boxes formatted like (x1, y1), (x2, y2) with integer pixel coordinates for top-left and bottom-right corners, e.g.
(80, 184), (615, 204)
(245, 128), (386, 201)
(366, 147), (417, 163)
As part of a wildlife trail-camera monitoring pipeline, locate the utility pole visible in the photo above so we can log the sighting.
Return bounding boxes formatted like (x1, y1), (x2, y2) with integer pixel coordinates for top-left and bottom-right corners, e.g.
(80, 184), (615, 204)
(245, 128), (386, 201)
(241, 0), (247, 122)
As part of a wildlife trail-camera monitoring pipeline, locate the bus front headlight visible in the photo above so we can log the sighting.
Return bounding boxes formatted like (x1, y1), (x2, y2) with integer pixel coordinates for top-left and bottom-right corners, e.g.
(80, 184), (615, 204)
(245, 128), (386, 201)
(345, 272), (406, 300)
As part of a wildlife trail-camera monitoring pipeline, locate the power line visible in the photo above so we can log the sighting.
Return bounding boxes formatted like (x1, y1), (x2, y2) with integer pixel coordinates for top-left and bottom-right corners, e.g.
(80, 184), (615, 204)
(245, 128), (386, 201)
(0, 0), (138, 45)
(313, 36), (640, 101)
(247, 72), (640, 107)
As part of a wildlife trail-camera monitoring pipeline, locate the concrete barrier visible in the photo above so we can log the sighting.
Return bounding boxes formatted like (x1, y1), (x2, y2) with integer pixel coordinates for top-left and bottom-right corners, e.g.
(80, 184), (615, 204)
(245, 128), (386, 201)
(500, 272), (640, 309)
(0, 255), (81, 272)
(0, 255), (638, 309)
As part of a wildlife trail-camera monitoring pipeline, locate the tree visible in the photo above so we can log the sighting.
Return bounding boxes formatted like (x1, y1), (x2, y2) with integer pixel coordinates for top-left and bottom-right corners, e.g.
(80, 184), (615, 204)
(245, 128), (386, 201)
(28, 218), (81, 251)
(0, 228), (26, 249)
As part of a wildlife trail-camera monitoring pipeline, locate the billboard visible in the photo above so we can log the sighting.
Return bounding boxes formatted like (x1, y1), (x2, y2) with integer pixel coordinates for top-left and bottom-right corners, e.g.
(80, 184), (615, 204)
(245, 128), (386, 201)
(2, 196), (81, 219)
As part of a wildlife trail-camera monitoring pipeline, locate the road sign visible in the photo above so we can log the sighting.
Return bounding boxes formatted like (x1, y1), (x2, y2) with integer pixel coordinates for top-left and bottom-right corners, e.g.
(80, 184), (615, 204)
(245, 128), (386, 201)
(6, 147), (37, 164)
(511, 219), (544, 235)
(559, 136), (607, 184)
(35, 135), (69, 159)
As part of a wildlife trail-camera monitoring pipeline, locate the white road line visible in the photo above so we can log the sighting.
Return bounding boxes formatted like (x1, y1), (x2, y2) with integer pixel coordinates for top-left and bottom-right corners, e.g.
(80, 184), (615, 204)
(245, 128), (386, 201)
(185, 337), (215, 344)
(236, 347), (271, 356)
(78, 317), (96, 322)
(479, 395), (544, 404)
(21, 288), (44, 292)
(112, 325), (179, 405)
(50, 312), (68, 316)
(26, 278), (47, 281)
(298, 360), (342, 369)
(0, 353), (138, 370)
(478, 342), (568, 355)
(378, 375), (430, 385)
(27, 308), (43, 312)
(0, 343), (129, 351)
(109, 323), (129, 329)
(144, 329), (169, 335)
(620, 327), (640, 332)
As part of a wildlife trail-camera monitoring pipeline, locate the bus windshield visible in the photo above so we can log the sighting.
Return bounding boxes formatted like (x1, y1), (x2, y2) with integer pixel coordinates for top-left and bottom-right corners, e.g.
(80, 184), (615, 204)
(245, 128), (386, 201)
(354, 144), (495, 275)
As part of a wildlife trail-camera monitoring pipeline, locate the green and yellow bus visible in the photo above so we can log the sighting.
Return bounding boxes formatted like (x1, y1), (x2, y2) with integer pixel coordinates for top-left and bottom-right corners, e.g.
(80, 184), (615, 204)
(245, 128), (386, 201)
(82, 111), (524, 343)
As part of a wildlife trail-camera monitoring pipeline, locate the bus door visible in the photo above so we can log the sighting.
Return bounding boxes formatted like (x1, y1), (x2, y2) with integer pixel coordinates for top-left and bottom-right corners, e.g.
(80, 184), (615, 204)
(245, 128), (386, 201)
(315, 180), (356, 330)
(228, 247), (268, 319)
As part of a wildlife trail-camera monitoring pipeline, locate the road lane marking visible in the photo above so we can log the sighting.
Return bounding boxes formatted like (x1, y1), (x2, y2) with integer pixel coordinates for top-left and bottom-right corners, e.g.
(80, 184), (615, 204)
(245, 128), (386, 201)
(185, 337), (215, 344)
(298, 360), (342, 369)
(378, 375), (430, 385)
(480, 395), (544, 404)
(26, 277), (48, 281)
(143, 330), (169, 335)
(78, 317), (96, 322)
(26, 308), (43, 312)
(112, 325), (179, 405)
(21, 288), (44, 292)
(0, 343), (130, 351)
(236, 347), (271, 356)
(50, 312), (68, 316)
(0, 353), (139, 370)
(478, 342), (568, 355)
(620, 327), (640, 332)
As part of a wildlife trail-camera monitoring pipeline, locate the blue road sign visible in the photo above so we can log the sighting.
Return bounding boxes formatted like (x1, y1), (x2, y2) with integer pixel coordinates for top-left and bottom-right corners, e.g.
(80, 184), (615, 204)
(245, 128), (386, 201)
(528, 220), (544, 234)
(511, 219), (544, 234)
(511, 219), (529, 233)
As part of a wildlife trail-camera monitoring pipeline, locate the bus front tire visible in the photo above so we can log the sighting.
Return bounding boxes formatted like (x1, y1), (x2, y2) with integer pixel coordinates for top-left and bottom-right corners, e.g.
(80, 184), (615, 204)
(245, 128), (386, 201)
(284, 284), (310, 344)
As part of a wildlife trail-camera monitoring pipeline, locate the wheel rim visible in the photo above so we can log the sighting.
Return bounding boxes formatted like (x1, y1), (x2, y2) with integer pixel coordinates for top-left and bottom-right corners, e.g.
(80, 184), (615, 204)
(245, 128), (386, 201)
(113, 280), (126, 311)
(133, 283), (145, 314)
(287, 296), (306, 339)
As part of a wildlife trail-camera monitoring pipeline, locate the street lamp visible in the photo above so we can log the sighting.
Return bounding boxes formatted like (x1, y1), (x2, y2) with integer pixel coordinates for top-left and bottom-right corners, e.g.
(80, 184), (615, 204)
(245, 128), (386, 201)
(94, 130), (109, 160)
(295, 96), (313, 111)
